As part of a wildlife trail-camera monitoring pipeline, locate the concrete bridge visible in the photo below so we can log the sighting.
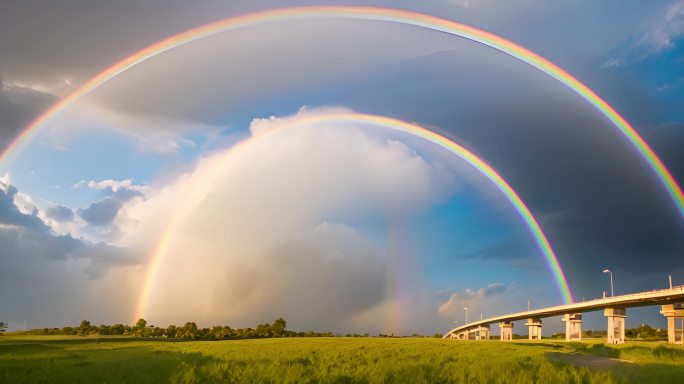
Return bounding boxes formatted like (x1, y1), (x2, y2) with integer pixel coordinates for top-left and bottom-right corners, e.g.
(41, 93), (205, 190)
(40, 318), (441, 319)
(444, 285), (684, 345)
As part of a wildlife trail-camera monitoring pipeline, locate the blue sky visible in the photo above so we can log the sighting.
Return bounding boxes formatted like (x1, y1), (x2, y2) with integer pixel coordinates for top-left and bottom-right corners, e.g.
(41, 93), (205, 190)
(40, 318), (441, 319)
(1, 0), (683, 335)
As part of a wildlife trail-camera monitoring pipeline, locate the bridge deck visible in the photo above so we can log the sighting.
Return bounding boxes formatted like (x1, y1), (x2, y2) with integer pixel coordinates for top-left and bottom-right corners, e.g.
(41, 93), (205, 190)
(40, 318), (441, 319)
(444, 285), (684, 338)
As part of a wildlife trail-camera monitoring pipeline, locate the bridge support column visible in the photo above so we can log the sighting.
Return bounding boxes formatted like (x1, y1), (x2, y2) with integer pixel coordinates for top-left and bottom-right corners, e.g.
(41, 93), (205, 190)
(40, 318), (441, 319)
(562, 313), (582, 341)
(525, 318), (542, 340)
(475, 325), (490, 340)
(605, 308), (626, 344)
(660, 303), (684, 345)
(499, 321), (514, 341)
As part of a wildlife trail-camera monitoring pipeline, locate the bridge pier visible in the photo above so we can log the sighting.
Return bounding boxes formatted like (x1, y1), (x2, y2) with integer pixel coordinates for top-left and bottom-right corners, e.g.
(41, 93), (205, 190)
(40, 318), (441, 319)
(605, 308), (626, 344)
(525, 318), (542, 340)
(499, 321), (514, 341)
(660, 303), (684, 345)
(475, 324), (490, 340)
(562, 313), (582, 340)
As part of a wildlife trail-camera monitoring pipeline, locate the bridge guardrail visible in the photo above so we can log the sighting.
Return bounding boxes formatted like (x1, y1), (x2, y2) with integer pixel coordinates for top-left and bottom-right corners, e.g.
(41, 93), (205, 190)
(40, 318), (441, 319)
(444, 285), (684, 337)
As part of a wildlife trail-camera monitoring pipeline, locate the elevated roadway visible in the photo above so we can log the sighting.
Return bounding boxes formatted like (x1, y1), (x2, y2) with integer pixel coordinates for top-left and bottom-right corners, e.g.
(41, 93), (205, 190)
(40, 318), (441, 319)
(444, 285), (684, 344)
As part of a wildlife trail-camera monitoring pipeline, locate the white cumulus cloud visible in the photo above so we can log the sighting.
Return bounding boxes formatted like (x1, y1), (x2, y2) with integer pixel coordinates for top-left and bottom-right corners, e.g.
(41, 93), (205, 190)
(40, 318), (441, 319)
(119, 108), (458, 332)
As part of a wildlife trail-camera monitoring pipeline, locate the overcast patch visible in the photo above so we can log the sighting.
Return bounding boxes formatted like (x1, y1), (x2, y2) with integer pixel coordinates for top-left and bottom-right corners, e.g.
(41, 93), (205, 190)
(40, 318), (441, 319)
(77, 180), (146, 233)
(44, 205), (74, 222)
(437, 283), (510, 318)
(0, 178), (139, 272)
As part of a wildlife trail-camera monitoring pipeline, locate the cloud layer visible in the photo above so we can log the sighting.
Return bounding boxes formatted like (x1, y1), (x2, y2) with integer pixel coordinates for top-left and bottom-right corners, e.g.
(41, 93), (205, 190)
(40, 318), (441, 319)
(0, 175), (141, 327)
(121, 109), (458, 331)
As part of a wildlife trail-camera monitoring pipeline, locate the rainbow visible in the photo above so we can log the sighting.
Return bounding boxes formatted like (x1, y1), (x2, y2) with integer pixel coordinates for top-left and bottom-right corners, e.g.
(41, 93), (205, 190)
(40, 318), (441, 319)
(1, 7), (682, 222)
(2, 6), (680, 317)
(134, 112), (574, 322)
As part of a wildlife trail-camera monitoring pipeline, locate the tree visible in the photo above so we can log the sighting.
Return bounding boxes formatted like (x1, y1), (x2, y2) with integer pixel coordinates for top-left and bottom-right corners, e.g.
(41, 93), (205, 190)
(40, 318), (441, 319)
(98, 324), (111, 335)
(210, 326), (225, 340)
(165, 325), (178, 338)
(0, 322), (7, 333)
(78, 320), (91, 336)
(110, 323), (125, 335)
(272, 318), (286, 337)
(181, 322), (198, 339)
(256, 323), (273, 338)
(134, 318), (148, 336)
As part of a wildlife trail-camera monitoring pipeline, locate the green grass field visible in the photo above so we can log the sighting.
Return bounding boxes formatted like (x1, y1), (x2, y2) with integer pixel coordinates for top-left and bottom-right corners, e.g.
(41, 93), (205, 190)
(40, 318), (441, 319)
(1, 336), (683, 383)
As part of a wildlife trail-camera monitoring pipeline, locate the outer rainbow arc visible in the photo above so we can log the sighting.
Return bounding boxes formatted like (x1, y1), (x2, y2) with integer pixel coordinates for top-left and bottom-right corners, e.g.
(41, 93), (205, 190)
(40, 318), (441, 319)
(1, 7), (682, 221)
(1, 6), (677, 317)
(134, 112), (573, 322)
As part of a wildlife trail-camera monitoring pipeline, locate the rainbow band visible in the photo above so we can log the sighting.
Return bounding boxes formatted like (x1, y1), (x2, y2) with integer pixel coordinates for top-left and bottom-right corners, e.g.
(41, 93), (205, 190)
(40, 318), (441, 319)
(1, 6), (679, 315)
(134, 112), (574, 322)
(2, 7), (682, 222)
(3, 6), (683, 222)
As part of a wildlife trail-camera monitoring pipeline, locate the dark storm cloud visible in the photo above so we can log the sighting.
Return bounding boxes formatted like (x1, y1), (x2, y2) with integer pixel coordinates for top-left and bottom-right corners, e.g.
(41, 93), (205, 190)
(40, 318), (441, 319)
(308, 46), (684, 296)
(0, 82), (56, 154)
(453, 98), (684, 295)
(0, 0), (660, 82)
(645, 122), (684, 178)
(0, 0), (664, 119)
(462, 239), (539, 271)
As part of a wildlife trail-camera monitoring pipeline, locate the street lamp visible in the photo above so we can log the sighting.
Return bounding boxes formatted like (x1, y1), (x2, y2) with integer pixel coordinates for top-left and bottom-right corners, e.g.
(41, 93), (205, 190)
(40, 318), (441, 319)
(464, 307), (469, 324)
(603, 269), (614, 297)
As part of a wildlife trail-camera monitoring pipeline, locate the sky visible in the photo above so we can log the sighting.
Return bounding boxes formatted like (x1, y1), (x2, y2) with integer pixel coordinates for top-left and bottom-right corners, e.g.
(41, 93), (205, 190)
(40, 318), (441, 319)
(1, 0), (683, 335)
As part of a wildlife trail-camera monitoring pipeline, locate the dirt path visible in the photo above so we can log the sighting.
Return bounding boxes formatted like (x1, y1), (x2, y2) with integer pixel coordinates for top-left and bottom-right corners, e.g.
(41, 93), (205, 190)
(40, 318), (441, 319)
(546, 352), (633, 370)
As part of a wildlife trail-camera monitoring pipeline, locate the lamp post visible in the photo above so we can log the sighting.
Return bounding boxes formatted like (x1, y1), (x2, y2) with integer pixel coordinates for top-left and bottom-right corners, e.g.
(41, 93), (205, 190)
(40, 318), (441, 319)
(464, 307), (469, 325)
(603, 269), (614, 297)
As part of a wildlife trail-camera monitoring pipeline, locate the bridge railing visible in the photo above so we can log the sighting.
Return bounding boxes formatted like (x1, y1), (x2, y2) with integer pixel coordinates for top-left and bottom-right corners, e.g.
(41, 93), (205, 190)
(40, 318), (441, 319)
(445, 285), (684, 336)
(576, 285), (684, 304)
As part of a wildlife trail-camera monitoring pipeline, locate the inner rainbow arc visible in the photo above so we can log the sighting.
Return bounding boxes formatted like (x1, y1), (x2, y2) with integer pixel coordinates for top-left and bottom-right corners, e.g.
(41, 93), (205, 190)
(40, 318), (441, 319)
(134, 112), (573, 322)
(1, 7), (681, 224)
(2, 6), (679, 318)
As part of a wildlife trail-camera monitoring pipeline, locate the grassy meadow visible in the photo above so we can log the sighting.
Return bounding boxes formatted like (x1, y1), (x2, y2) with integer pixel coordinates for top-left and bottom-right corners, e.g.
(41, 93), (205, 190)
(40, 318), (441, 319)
(1, 336), (683, 383)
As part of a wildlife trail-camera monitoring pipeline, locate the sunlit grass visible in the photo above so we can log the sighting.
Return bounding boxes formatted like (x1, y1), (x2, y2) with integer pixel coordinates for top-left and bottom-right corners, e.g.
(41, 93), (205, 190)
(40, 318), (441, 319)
(1, 335), (682, 383)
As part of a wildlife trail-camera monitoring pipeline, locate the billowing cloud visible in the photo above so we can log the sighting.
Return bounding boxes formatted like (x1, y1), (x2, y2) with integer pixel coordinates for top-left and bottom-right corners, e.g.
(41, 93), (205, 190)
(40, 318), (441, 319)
(0, 175), (45, 230)
(75, 179), (147, 240)
(0, 176), (143, 328)
(0, 176), (136, 267)
(437, 282), (509, 318)
(74, 178), (148, 193)
(119, 108), (457, 331)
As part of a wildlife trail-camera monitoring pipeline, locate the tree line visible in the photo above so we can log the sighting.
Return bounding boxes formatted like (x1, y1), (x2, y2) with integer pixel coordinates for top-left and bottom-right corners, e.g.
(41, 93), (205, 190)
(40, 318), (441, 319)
(546, 324), (668, 340)
(5, 318), (338, 340)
